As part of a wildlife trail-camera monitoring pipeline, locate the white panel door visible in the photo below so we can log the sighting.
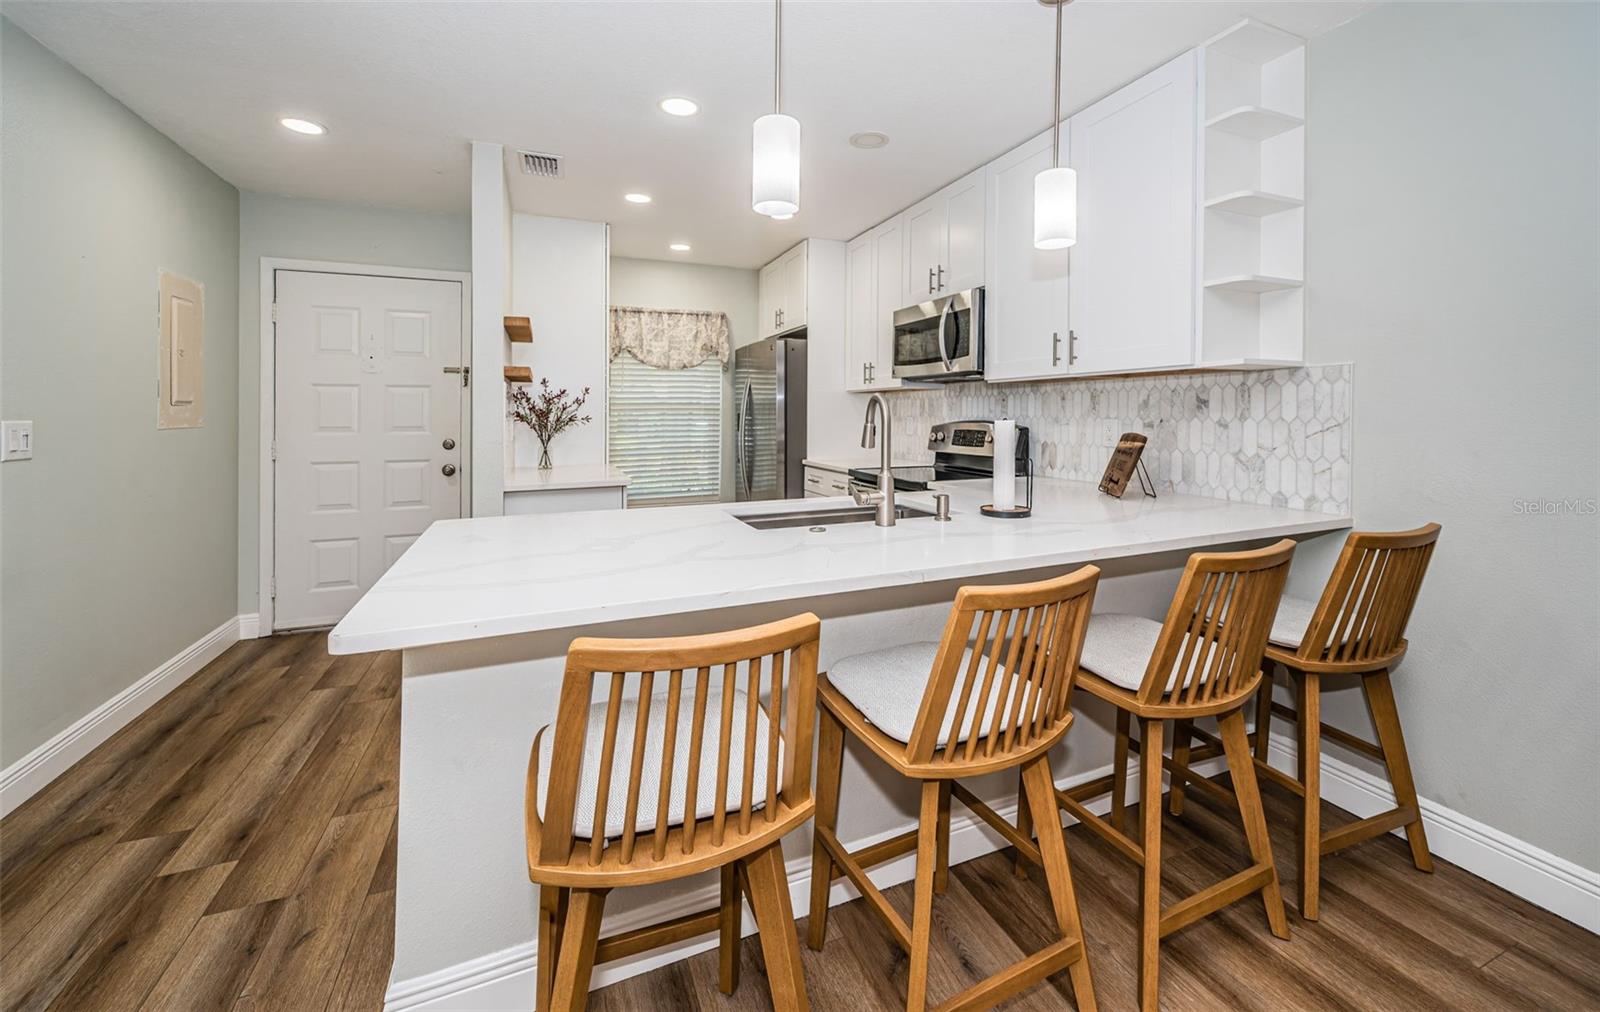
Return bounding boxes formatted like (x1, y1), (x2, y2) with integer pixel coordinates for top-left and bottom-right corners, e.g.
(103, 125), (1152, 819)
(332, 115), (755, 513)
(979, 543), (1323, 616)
(942, 168), (987, 294)
(758, 259), (782, 338)
(1069, 50), (1198, 374)
(902, 195), (946, 305)
(870, 216), (904, 390)
(985, 130), (1072, 381)
(273, 270), (464, 630)
(844, 233), (875, 391)
(780, 242), (807, 332)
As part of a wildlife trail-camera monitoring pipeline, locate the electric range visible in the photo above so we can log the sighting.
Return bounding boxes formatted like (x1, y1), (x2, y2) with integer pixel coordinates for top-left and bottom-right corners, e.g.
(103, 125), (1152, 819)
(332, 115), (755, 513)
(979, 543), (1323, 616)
(848, 420), (1030, 493)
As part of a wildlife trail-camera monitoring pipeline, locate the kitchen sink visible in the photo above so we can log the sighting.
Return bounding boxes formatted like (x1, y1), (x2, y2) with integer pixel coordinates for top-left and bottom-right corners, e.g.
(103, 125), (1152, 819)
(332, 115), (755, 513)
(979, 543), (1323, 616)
(733, 503), (935, 530)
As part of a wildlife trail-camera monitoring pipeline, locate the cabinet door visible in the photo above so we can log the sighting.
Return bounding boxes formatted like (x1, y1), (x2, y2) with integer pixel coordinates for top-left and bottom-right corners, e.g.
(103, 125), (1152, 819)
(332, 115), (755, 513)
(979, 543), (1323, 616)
(942, 168), (986, 294)
(902, 195), (946, 305)
(985, 130), (1072, 381)
(780, 242), (807, 332)
(844, 234), (875, 391)
(758, 259), (782, 338)
(1068, 49), (1197, 374)
(871, 217), (904, 389)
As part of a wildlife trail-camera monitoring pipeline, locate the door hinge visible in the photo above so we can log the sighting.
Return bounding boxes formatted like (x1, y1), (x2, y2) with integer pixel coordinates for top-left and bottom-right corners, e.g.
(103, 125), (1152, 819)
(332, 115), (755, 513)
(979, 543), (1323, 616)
(270, 440), (277, 461)
(271, 302), (278, 323)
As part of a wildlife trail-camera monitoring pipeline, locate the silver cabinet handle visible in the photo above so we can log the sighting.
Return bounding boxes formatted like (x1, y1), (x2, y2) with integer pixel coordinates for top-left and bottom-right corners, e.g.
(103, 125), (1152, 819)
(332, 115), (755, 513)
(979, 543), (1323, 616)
(1069, 329), (1079, 365)
(936, 265), (946, 291)
(441, 464), (457, 477)
(1052, 332), (1061, 367)
(928, 267), (935, 294)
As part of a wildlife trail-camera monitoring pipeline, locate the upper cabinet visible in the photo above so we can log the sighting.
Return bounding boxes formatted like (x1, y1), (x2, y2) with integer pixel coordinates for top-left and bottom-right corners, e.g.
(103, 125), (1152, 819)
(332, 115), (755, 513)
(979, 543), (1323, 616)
(759, 240), (809, 338)
(984, 130), (1073, 382)
(901, 167), (985, 306)
(845, 216), (903, 391)
(1067, 50), (1199, 375)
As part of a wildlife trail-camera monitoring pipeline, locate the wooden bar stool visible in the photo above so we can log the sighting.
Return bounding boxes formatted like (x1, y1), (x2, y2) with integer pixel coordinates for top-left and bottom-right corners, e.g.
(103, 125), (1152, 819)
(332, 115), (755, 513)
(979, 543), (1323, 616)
(524, 614), (821, 1011)
(807, 568), (1101, 1012)
(1050, 540), (1295, 1012)
(1246, 523), (1442, 920)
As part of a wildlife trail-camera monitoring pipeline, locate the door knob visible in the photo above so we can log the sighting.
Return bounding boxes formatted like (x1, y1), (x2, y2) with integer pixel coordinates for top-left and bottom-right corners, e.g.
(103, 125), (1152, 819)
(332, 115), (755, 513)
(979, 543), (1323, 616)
(442, 438), (456, 450)
(441, 464), (457, 477)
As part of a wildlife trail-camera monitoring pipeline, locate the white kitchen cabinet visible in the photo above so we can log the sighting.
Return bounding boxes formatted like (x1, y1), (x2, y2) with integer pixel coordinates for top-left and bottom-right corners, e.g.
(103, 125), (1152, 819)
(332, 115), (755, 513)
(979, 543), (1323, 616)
(984, 130), (1074, 382)
(844, 216), (903, 392)
(802, 464), (850, 498)
(902, 167), (985, 306)
(1068, 50), (1199, 375)
(758, 240), (808, 338)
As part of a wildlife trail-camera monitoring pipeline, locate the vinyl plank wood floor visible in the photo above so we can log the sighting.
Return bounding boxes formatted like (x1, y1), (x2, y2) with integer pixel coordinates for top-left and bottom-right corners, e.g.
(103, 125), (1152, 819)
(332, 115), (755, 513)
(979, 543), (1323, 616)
(4, 633), (1597, 1011)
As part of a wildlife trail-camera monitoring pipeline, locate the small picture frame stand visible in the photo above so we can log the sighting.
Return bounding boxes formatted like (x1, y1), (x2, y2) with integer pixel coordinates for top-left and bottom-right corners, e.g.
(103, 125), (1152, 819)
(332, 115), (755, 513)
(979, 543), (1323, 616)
(1099, 433), (1157, 500)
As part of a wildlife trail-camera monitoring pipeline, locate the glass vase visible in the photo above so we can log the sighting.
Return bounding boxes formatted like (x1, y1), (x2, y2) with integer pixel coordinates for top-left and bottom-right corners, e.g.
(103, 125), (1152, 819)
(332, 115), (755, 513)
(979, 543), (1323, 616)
(537, 441), (552, 470)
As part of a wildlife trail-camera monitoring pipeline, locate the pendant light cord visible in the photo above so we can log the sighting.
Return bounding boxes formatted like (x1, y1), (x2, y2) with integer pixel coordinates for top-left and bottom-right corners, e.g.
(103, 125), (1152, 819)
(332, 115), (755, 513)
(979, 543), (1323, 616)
(774, 0), (782, 114)
(1052, 0), (1063, 169)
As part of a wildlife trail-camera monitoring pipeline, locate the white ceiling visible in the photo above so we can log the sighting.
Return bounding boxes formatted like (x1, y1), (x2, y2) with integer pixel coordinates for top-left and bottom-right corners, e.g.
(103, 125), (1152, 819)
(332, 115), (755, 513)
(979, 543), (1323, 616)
(4, 0), (1373, 268)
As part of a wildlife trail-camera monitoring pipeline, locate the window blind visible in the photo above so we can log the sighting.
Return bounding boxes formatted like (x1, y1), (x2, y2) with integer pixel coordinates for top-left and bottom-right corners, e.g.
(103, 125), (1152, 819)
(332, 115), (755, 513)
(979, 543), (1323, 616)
(608, 355), (723, 505)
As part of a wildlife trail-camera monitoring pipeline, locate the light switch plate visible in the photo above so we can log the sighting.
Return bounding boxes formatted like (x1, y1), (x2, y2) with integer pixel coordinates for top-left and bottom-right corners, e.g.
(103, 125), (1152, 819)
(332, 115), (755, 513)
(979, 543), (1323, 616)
(2, 420), (33, 461)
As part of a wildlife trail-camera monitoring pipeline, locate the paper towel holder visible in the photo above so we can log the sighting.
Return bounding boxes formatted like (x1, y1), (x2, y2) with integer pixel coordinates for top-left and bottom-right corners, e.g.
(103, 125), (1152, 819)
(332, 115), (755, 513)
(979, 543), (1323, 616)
(980, 451), (1034, 519)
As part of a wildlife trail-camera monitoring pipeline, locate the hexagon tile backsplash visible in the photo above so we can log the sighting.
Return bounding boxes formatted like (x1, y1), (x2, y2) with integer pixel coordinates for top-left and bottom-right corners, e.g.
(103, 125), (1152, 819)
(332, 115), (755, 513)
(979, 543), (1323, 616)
(888, 365), (1353, 517)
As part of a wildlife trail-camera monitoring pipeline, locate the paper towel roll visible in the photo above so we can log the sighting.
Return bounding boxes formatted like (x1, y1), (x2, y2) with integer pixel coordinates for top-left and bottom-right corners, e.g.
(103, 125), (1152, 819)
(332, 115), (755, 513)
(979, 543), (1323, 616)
(992, 419), (1016, 510)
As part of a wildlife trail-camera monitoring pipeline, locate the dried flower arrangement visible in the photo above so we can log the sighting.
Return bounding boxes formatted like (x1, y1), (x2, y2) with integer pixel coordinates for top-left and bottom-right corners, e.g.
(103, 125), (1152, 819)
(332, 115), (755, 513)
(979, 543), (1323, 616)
(507, 378), (592, 469)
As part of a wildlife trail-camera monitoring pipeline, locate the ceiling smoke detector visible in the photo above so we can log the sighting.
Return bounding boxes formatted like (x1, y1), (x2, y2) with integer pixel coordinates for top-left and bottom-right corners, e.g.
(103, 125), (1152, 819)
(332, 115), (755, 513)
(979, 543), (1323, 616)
(518, 150), (563, 178)
(849, 131), (890, 150)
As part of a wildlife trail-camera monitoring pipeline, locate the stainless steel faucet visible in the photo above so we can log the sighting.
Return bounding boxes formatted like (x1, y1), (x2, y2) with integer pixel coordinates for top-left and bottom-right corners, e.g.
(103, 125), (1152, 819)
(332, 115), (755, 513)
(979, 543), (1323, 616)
(852, 393), (896, 527)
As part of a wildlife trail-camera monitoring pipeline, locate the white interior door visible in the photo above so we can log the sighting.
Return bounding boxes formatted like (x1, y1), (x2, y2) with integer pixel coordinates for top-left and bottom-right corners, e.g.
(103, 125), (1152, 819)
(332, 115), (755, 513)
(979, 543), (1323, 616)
(273, 270), (464, 630)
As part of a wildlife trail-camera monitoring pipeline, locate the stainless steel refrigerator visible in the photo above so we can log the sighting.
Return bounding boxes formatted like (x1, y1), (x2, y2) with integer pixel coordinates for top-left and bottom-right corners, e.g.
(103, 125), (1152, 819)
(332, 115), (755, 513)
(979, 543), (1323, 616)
(733, 337), (807, 501)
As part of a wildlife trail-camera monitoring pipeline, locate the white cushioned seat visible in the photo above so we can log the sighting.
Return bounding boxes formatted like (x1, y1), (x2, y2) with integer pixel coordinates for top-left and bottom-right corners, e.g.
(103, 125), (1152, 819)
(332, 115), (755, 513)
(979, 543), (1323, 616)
(535, 688), (778, 840)
(1077, 614), (1165, 692)
(1267, 594), (1320, 649)
(826, 641), (1032, 746)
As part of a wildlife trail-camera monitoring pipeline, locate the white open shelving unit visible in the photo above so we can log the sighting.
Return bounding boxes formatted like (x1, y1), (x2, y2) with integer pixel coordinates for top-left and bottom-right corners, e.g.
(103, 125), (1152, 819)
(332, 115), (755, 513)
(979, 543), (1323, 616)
(1197, 19), (1306, 368)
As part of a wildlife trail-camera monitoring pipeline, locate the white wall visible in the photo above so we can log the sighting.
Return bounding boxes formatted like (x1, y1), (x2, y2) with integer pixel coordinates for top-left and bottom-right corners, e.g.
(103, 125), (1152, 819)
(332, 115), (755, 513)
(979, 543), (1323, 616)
(607, 257), (759, 498)
(1, 20), (240, 765)
(1300, 1), (1599, 868)
(508, 214), (609, 469)
(469, 142), (511, 516)
(237, 191), (470, 615)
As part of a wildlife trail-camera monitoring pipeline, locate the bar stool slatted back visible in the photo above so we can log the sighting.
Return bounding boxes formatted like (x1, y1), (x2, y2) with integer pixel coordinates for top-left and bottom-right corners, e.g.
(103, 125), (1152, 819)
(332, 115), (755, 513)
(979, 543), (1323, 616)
(525, 614), (820, 1011)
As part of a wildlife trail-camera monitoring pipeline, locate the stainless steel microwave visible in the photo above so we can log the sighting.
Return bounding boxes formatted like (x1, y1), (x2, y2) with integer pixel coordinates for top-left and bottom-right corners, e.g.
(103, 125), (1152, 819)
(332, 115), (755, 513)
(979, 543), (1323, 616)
(891, 287), (984, 381)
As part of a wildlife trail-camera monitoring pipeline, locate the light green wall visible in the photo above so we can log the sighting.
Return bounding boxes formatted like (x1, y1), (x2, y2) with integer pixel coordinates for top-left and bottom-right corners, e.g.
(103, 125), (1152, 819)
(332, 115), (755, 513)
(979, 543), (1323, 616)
(236, 191), (469, 615)
(1301, 1), (1599, 866)
(1, 21), (241, 765)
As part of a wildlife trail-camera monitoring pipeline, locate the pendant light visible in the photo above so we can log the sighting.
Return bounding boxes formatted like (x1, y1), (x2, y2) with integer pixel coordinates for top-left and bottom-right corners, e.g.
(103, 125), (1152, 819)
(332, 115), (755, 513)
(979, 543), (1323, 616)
(752, 0), (800, 217)
(1034, 0), (1077, 250)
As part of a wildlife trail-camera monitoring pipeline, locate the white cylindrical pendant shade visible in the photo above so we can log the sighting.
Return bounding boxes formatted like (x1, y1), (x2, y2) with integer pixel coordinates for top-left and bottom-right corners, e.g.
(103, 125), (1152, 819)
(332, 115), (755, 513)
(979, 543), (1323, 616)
(1033, 166), (1077, 250)
(752, 113), (800, 217)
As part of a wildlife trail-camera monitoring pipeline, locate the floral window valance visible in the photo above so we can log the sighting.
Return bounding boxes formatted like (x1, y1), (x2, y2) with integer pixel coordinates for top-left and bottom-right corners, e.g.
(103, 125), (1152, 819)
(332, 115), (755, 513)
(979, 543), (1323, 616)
(609, 306), (731, 371)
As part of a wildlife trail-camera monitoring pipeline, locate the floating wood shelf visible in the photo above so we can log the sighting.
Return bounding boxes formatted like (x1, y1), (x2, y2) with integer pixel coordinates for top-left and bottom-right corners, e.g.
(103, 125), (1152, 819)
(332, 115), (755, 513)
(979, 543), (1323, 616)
(504, 366), (533, 383)
(1204, 190), (1304, 217)
(504, 316), (533, 343)
(1205, 105), (1304, 141)
(1204, 274), (1304, 294)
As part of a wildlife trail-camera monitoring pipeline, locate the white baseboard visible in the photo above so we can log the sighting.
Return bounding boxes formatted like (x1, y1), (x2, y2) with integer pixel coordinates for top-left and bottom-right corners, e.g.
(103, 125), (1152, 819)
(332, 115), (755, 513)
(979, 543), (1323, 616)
(237, 612), (262, 639)
(382, 756), (1225, 1012)
(1261, 733), (1600, 933)
(0, 615), (250, 818)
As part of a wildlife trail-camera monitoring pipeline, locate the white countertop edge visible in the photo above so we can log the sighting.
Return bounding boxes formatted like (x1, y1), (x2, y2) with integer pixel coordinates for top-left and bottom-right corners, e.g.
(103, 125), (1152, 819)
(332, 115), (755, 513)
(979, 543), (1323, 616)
(327, 510), (1351, 655)
(503, 465), (631, 492)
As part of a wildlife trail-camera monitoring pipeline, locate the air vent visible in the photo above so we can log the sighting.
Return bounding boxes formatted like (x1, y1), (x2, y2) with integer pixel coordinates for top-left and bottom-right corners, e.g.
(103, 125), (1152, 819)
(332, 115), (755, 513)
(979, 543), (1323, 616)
(518, 150), (563, 178)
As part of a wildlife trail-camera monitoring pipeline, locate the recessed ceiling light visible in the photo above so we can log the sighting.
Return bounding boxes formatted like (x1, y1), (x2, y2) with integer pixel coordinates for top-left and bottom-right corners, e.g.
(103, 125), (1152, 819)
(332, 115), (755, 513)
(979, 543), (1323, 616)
(771, 213), (794, 221)
(279, 117), (327, 136)
(669, 242), (692, 252)
(849, 131), (890, 150)
(624, 192), (653, 204)
(659, 97), (700, 117)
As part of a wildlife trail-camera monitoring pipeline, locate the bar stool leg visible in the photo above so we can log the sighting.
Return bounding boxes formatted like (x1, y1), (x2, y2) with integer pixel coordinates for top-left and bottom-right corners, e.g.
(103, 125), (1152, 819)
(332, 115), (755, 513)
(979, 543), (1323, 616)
(906, 781), (942, 1012)
(537, 885), (567, 1012)
(934, 781), (953, 894)
(719, 863), (742, 994)
(1110, 709), (1132, 834)
(744, 842), (811, 1011)
(549, 888), (607, 1012)
(1169, 719), (1193, 816)
(806, 707), (846, 951)
(1137, 718), (1165, 1012)
(1022, 756), (1099, 1012)
(1219, 709), (1289, 940)
(1013, 766), (1033, 879)
(1297, 671), (1322, 920)
(1253, 664), (1276, 764)
(1362, 669), (1434, 873)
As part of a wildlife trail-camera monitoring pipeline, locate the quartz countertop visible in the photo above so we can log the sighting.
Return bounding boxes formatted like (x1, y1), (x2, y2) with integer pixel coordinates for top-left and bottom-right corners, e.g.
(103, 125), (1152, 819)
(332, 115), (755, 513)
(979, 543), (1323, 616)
(330, 478), (1349, 654)
(503, 464), (631, 492)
